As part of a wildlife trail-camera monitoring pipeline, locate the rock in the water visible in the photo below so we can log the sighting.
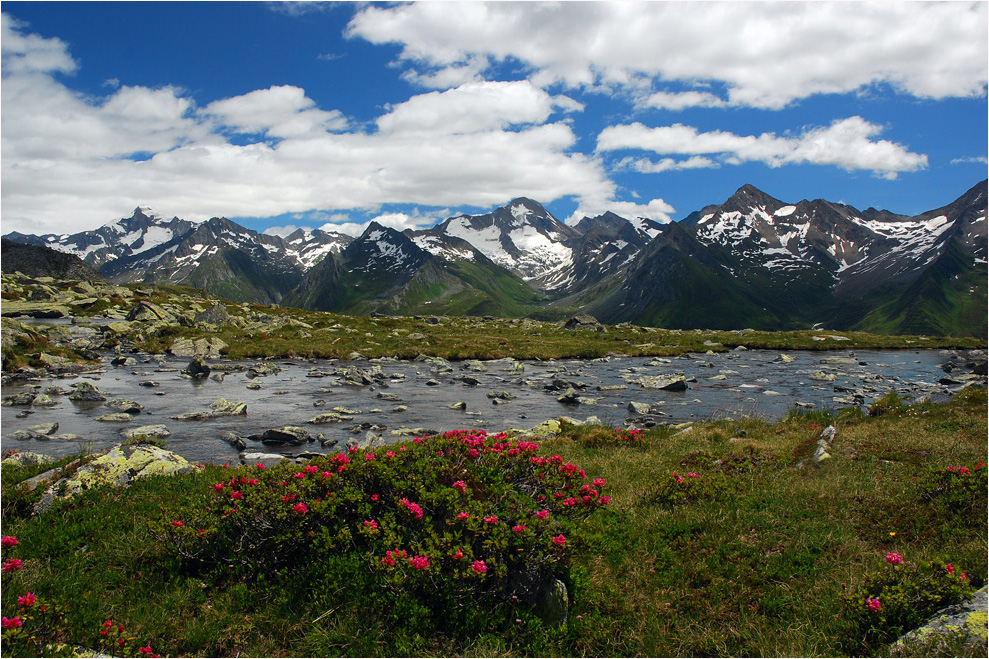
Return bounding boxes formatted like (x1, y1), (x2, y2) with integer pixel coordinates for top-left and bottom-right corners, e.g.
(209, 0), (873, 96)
(636, 373), (688, 391)
(182, 357), (211, 379)
(308, 412), (353, 424)
(106, 398), (143, 414)
(8, 422), (59, 440)
(121, 424), (171, 439)
(252, 426), (311, 445)
(240, 451), (289, 463)
(34, 444), (196, 515)
(810, 371), (838, 382)
(557, 387), (581, 405)
(32, 394), (59, 408)
(68, 382), (106, 402)
(627, 401), (652, 415)
(96, 413), (134, 422)
(171, 398), (247, 420)
(448, 401), (467, 410)
(2, 392), (37, 406)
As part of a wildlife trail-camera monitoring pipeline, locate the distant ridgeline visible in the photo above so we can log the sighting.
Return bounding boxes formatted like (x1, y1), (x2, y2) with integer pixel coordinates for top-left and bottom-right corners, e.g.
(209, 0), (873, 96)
(4, 181), (986, 337)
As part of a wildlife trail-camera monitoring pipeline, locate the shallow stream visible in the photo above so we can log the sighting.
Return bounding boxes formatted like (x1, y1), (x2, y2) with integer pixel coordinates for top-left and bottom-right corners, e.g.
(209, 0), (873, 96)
(0, 349), (955, 464)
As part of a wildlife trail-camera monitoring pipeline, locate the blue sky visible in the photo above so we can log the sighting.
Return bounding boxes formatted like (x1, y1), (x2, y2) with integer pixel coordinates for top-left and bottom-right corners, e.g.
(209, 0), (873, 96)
(1, 1), (986, 238)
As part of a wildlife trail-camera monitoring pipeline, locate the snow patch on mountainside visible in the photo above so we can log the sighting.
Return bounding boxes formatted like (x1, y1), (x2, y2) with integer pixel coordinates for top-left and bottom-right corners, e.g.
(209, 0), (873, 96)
(411, 236), (476, 262)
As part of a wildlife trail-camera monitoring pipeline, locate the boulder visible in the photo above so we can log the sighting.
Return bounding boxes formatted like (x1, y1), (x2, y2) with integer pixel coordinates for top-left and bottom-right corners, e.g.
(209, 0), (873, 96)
(126, 301), (173, 323)
(636, 373), (688, 391)
(120, 424), (171, 439)
(563, 314), (606, 332)
(182, 357), (211, 378)
(95, 413), (134, 422)
(448, 401), (467, 410)
(252, 426), (311, 445)
(557, 388), (581, 405)
(33, 394), (59, 408)
(2, 392), (37, 406)
(106, 398), (143, 414)
(308, 413), (353, 424)
(627, 401), (652, 415)
(536, 579), (569, 627)
(194, 303), (229, 327)
(34, 443), (197, 515)
(171, 398), (247, 421)
(1, 451), (55, 467)
(890, 587), (988, 656)
(68, 382), (106, 402)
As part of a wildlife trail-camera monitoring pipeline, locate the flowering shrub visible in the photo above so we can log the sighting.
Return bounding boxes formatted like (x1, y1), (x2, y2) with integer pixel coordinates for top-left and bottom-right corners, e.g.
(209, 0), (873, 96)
(0, 592), (71, 657)
(646, 469), (731, 508)
(578, 427), (646, 449)
(841, 554), (974, 654)
(158, 430), (608, 617)
(918, 462), (987, 518)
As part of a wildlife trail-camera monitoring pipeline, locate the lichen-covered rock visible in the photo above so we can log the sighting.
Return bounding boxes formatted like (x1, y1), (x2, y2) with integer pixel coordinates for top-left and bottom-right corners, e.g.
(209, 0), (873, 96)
(2, 391), (37, 406)
(106, 398), (143, 414)
(120, 424), (171, 439)
(33, 443), (197, 515)
(890, 587), (988, 656)
(171, 398), (247, 421)
(1, 450), (55, 467)
(635, 373), (688, 391)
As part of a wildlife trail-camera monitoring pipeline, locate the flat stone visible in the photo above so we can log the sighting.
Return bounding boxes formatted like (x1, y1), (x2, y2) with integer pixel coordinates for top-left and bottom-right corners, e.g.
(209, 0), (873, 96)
(95, 413), (134, 422)
(106, 398), (143, 414)
(171, 398), (247, 421)
(308, 413), (353, 424)
(636, 373), (688, 391)
(120, 424), (171, 439)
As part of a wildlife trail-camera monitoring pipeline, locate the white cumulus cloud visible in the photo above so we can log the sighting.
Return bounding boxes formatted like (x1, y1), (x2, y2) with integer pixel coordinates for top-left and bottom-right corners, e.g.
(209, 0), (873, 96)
(347, 2), (988, 108)
(597, 117), (928, 178)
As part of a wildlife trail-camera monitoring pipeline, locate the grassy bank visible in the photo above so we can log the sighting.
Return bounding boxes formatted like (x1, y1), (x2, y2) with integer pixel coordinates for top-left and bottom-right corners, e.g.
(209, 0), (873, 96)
(2, 274), (986, 374)
(1, 388), (986, 657)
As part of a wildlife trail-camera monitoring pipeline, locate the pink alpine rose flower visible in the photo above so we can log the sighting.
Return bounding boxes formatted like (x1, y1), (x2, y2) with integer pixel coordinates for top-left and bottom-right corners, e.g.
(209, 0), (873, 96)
(471, 560), (487, 575)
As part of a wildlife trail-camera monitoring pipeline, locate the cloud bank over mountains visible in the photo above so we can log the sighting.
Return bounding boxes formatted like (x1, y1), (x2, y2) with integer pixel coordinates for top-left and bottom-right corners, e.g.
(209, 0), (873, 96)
(1, 3), (986, 236)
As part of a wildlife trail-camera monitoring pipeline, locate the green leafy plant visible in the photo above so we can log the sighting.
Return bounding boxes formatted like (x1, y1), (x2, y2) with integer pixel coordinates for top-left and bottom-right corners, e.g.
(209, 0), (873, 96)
(644, 469), (731, 508)
(841, 554), (975, 655)
(918, 461), (988, 518)
(578, 427), (647, 449)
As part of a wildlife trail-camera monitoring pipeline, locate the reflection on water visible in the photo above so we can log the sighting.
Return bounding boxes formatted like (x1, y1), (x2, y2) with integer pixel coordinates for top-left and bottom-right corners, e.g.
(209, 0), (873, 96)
(1, 349), (951, 464)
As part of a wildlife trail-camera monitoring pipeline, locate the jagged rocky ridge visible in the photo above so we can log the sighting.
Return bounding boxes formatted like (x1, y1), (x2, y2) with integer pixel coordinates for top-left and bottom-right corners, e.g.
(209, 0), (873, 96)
(4, 181), (986, 336)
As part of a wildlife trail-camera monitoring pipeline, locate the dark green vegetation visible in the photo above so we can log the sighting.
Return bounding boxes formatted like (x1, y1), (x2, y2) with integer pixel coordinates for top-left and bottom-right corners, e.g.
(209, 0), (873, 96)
(2, 389), (986, 657)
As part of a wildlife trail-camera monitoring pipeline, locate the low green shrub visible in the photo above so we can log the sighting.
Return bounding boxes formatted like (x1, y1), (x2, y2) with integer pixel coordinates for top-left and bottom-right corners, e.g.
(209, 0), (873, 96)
(868, 391), (906, 417)
(918, 461), (988, 518)
(578, 427), (646, 449)
(156, 430), (609, 630)
(644, 469), (731, 508)
(841, 553), (975, 655)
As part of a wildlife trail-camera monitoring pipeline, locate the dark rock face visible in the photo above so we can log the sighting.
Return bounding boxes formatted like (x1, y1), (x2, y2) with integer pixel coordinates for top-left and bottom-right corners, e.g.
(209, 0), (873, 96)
(1, 239), (104, 281)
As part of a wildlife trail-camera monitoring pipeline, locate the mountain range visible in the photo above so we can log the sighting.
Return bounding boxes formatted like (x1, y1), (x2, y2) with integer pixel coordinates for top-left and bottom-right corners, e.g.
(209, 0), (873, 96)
(4, 181), (986, 336)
